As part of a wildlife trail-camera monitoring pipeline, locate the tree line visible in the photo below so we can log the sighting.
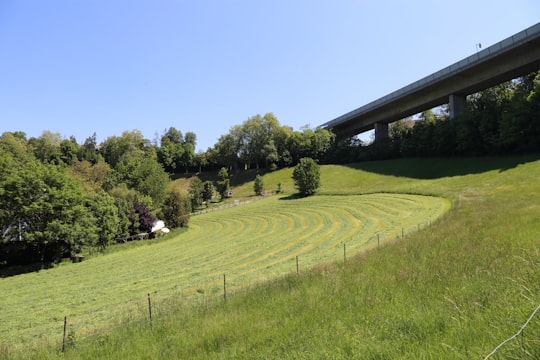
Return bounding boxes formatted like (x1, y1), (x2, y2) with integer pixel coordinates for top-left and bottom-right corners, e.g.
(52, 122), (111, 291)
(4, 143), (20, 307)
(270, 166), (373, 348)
(0, 116), (334, 266)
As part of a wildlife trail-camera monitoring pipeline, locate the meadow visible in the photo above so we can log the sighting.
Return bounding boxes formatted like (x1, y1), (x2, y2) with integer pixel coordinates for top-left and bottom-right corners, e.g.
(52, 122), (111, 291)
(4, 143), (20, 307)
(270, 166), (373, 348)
(2, 155), (540, 359)
(0, 190), (448, 350)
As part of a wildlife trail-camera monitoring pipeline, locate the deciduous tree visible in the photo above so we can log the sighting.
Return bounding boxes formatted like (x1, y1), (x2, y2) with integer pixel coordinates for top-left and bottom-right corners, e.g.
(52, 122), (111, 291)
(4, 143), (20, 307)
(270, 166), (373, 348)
(254, 174), (264, 196)
(88, 190), (120, 249)
(216, 167), (230, 200)
(188, 178), (204, 210)
(0, 161), (98, 263)
(292, 157), (320, 196)
(202, 181), (214, 206)
(162, 190), (191, 228)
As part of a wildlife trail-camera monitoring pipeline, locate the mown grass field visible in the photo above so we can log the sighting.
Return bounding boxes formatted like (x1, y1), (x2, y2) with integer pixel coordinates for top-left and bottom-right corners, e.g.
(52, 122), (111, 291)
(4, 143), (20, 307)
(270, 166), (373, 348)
(3, 155), (540, 359)
(0, 185), (448, 351)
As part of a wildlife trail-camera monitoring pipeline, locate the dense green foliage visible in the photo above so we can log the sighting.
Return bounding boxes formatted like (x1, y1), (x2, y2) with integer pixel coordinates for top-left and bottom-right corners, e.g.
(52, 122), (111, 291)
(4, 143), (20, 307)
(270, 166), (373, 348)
(0, 115), (333, 265)
(253, 174), (264, 195)
(202, 181), (214, 205)
(208, 113), (335, 170)
(162, 190), (191, 228)
(88, 191), (120, 249)
(188, 177), (204, 210)
(0, 131), (172, 265)
(292, 157), (321, 196)
(156, 127), (197, 173)
(0, 160), (97, 263)
(216, 167), (230, 200)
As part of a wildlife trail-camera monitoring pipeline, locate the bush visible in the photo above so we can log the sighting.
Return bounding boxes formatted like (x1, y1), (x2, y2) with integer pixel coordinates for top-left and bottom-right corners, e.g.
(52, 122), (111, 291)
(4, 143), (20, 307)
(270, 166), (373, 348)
(292, 157), (320, 196)
(162, 191), (191, 228)
(254, 174), (264, 195)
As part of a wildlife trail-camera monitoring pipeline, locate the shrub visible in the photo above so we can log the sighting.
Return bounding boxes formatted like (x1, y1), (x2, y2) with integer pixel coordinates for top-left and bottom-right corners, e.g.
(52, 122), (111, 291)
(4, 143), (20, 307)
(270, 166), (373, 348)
(292, 157), (320, 196)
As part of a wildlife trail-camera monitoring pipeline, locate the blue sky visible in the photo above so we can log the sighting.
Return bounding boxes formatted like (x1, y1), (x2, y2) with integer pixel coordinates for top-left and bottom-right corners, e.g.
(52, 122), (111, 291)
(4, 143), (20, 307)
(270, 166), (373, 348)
(1, 1), (538, 151)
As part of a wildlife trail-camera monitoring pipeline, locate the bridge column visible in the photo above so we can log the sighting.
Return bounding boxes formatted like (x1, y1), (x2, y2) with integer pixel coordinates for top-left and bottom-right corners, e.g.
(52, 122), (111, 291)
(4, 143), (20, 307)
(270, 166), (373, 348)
(374, 122), (389, 142)
(449, 94), (466, 119)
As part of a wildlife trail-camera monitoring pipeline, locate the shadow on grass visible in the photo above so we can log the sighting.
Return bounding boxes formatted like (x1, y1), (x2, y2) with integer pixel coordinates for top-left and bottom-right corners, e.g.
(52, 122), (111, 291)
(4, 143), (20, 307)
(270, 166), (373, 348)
(278, 193), (304, 201)
(0, 262), (55, 278)
(343, 154), (540, 179)
(172, 168), (273, 188)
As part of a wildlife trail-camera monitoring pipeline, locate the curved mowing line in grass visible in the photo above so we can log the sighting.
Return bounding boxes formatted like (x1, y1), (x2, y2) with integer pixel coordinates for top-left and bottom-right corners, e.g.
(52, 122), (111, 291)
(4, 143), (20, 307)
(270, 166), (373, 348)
(0, 193), (450, 348)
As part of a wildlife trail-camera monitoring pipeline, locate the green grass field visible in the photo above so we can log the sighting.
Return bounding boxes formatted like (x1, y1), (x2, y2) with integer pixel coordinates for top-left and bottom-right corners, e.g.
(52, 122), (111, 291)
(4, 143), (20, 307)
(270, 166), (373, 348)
(2, 155), (540, 359)
(0, 191), (449, 350)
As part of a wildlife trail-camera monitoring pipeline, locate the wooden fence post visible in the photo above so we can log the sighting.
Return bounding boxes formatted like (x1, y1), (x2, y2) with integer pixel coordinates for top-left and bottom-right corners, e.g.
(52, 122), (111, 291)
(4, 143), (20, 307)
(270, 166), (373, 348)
(62, 316), (67, 353)
(147, 293), (153, 328)
(223, 274), (227, 301)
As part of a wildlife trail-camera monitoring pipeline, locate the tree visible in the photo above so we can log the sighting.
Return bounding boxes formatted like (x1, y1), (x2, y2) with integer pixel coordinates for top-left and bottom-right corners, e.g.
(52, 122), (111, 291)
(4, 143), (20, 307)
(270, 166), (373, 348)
(157, 136), (183, 173)
(157, 128), (198, 173)
(29, 131), (63, 165)
(216, 167), (230, 200)
(306, 127), (335, 159)
(162, 127), (183, 144)
(0, 132), (33, 165)
(162, 190), (191, 228)
(194, 151), (208, 173)
(254, 174), (265, 196)
(130, 199), (157, 234)
(70, 160), (110, 192)
(212, 133), (239, 170)
(88, 191), (120, 249)
(0, 161), (98, 263)
(264, 140), (279, 170)
(79, 132), (100, 164)
(211, 113), (283, 170)
(501, 71), (540, 151)
(129, 157), (169, 206)
(184, 131), (197, 147)
(107, 183), (145, 238)
(60, 138), (79, 165)
(292, 157), (321, 196)
(181, 142), (195, 173)
(202, 181), (214, 206)
(188, 178), (204, 210)
(100, 130), (149, 168)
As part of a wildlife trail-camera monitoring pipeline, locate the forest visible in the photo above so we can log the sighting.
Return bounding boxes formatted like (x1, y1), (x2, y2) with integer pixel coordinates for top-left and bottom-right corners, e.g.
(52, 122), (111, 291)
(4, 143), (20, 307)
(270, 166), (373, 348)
(0, 71), (538, 266)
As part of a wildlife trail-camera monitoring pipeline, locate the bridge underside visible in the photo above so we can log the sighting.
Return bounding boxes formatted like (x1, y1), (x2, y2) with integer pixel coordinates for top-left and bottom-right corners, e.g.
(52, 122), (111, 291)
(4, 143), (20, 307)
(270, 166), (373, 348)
(323, 23), (540, 141)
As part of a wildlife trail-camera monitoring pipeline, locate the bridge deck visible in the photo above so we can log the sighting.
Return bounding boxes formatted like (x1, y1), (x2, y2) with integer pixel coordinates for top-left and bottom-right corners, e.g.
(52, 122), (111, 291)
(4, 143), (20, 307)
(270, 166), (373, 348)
(323, 23), (540, 137)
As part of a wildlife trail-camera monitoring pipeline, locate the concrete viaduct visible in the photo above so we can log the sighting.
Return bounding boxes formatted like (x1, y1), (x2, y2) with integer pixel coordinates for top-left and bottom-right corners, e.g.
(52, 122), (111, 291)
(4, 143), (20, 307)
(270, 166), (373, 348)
(321, 22), (540, 142)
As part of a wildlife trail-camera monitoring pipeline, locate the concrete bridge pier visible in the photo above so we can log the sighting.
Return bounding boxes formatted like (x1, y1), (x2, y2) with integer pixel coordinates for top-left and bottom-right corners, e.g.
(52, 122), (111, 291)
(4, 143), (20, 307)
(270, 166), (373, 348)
(449, 94), (467, 119)
(374, 122), (389, 142)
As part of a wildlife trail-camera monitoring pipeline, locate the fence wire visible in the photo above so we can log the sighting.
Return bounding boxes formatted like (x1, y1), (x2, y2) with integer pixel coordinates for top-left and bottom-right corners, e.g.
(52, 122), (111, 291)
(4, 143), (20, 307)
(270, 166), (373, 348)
(483, 304), (540, 359)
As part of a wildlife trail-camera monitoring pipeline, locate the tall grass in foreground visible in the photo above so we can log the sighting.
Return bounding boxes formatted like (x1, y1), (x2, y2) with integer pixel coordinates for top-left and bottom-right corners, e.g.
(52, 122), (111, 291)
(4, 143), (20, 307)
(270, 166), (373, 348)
(5, 156), (540, 359)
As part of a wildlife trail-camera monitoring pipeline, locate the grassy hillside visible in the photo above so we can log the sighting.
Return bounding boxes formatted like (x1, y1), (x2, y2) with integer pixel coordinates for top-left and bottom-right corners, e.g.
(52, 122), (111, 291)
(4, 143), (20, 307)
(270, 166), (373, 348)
(3, 155), (540, 359)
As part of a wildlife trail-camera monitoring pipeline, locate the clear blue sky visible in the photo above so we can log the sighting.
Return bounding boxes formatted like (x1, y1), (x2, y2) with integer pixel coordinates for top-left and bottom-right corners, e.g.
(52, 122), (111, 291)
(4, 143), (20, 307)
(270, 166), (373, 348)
(1, 1), (538, 151)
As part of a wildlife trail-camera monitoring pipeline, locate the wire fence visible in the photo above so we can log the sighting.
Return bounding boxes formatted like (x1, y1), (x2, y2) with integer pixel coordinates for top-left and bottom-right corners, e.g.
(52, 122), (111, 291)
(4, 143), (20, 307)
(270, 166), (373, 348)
(4, 210), (538, 359)
(192, 197), (260, 215)
(21, 220), (429, 354)
(56, 256), (540, 358)
(483, 304), (540, 359)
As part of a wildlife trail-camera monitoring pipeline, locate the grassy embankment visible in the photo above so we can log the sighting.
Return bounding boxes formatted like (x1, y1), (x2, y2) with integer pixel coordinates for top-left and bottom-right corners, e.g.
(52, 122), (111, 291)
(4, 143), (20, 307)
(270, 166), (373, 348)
(3, 155), (540, 359)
